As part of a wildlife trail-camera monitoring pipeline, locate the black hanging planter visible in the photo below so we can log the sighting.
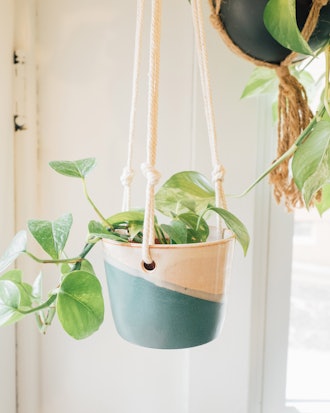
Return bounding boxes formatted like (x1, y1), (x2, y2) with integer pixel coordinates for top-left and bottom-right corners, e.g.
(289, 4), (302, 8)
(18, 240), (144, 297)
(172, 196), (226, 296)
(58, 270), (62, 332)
(213, 0), (330, 64)
(207, 0), (330, 210)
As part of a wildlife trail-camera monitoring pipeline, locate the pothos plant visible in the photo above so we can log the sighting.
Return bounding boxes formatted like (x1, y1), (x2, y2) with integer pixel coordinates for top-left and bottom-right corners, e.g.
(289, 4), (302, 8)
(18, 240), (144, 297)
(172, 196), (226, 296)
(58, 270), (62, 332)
(0, 158), (249, 340)
(240, 0), (330, 212)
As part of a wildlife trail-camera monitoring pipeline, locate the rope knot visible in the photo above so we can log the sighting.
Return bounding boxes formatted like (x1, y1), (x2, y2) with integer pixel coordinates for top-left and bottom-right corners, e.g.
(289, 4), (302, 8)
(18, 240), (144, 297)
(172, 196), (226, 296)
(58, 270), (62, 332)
(120, 167), (134, 187)
(209, 11), (222, 32)
(276, 65), (290, 80)
(212, 164), (225, 183)
(141, 163), (161, 186)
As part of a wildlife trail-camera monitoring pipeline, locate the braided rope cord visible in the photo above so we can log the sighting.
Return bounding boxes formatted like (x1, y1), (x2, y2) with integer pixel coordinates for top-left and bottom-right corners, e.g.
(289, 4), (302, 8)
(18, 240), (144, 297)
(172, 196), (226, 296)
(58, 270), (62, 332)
(121, 0), (145, 211)
(191, 0), (227, 236)
(141, 0), (162, 265)
(125, 0), (240, 264)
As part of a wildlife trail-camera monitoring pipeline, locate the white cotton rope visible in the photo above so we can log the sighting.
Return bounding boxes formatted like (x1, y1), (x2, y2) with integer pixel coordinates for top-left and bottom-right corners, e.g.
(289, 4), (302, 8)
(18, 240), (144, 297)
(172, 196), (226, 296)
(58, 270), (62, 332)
(122, 0), (227, 265)
(191, 0), (227, 233)
(121, 0), (145, 211)
(141, 0), (162, 265)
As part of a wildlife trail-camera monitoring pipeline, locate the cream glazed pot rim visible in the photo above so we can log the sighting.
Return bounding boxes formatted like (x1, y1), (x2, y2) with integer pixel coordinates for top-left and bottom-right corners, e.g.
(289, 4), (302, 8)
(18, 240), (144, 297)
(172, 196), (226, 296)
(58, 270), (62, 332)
(102, 227), (235, 250)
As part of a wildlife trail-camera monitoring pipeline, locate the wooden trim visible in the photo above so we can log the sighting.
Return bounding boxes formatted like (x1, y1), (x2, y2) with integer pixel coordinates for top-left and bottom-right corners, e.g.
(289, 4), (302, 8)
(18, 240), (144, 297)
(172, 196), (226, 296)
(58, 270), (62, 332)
(13, 1), (41, 412)
(0, 1), (17, 412)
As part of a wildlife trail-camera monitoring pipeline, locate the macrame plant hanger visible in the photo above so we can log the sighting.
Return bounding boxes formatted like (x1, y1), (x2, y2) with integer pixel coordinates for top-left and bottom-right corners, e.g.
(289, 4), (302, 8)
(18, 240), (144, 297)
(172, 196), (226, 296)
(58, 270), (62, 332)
(103, 0), (235, 349)
(209, 0), (329, 210)
(120, 0), (228, 267)
(121, 0), (145, 212)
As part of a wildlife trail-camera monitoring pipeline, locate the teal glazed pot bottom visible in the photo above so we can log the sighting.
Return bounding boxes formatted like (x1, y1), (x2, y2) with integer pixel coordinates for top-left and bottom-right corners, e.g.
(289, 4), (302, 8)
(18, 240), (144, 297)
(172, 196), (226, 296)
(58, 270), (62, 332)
(105, 262), (224, 349)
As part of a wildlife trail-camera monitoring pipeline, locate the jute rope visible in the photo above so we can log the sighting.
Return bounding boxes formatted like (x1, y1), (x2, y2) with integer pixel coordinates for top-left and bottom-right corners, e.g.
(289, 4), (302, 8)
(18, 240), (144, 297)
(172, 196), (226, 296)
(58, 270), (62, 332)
(208, 0), (329, 209)
(270, 65), (313, 209)
(121, 0), (145, 211)
(191, 0), (227, 235)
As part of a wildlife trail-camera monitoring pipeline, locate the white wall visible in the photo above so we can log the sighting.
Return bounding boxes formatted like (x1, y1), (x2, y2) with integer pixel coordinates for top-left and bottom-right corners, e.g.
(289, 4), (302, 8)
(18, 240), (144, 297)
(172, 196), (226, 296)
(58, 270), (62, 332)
(11, 1), (260, 412)
(34, 2), (198, 412)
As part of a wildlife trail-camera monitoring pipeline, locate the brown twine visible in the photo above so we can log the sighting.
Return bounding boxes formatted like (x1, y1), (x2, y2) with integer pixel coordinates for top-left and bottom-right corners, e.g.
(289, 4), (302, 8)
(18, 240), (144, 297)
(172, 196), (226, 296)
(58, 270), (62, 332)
(282, 0), (329, 67)
(208, 0), (277, 70)
(270, 65), (313, 210)
(208, 0), (329, 210)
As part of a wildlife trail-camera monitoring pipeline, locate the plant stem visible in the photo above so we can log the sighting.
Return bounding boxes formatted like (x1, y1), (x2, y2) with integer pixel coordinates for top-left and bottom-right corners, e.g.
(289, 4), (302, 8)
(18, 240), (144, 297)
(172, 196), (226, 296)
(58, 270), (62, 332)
(237, 105), (326, 197)
(24, 251), (83, 265)
(81, 178), (111, 228)
(24, 239), (97, 268)
(196, 210), (205, 233)
(155, 224), (168, 244)
(72, 242), (96, 271)
(19, 293), (57, 315)
(27, 242), (96, 331)
(41, 305), (56, 334)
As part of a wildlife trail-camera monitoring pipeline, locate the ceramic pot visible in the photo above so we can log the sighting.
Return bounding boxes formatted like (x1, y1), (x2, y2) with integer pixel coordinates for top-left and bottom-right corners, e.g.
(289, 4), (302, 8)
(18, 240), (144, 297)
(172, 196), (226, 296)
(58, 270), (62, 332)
(103, 231), (235, 349)
(216, 0), (330, 64)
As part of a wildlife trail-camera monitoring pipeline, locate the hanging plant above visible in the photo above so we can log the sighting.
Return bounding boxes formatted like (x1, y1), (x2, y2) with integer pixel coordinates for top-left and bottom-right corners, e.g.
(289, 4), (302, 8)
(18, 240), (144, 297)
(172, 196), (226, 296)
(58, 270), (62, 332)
(208, 0), (330, 211)
(209, 0), (330, 65)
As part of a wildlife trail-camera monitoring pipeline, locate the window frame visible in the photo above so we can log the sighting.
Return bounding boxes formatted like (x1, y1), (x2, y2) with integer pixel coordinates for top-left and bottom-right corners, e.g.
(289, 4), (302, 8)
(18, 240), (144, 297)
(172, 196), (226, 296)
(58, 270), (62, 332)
(248, 97), (295, 413)
(0, 2), (17, 412)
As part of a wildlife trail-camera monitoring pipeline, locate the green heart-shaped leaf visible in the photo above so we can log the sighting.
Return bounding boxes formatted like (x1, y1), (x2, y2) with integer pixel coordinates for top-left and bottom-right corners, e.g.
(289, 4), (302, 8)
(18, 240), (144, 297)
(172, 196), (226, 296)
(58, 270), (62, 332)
(106, 210), (146, 240)
(156, 171), (215, 216)
(161, 220), (187, 244)
(0, 276), (33, 326)
(316, 183), (330, 216)
(88, 220), (128, 242)
(49, 158), (96, 179)
(241, 67), (278, 99)
(0, 269), (22, 283)
(0, 231), (27, 274)
(28, 213), (73, 260)
(264, 0), (314, 56)
(79, 260), (96, 276)
(107, 210), (145, 226)
(301, 154), (329, 208)
(0, 270), (33, 306)
(57, 270), (104, 339)
(32, 272), (43, 301)
(292, 120), (330, 206)
(0, 280), (21, 325)
(179, 212), (209, 243)
(207, 207), (250, 255)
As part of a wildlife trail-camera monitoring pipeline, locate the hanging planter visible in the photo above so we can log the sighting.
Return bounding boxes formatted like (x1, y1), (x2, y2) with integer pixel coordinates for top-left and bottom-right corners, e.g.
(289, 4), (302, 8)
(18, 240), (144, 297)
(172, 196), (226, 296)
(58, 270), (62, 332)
(103, 232), (235, 349)
(209, 0), (330, 65)
(0, 0), (250, 345)
(0, 161), (249, 343)
(208, 0), (330, 211)
(100, 0), (248, 349)
(97, 0), (240, 349)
